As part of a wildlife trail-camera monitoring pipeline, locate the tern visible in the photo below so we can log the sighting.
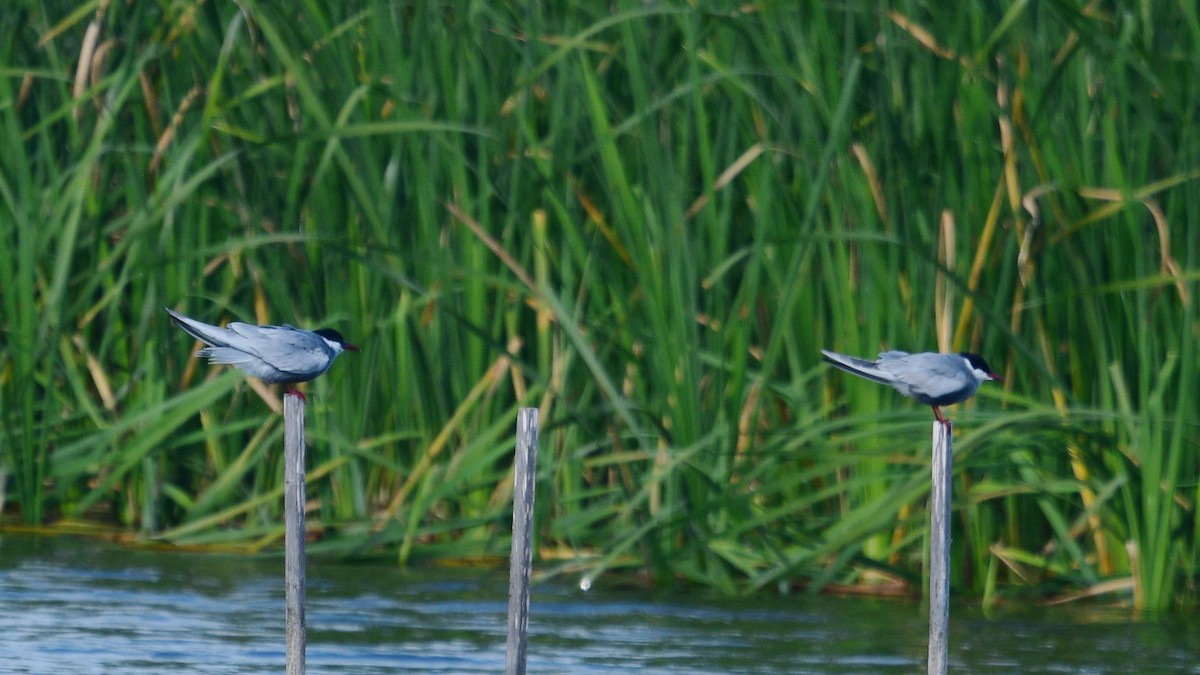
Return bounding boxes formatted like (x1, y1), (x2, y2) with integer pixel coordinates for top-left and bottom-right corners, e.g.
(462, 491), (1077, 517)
(166, 307), (359, 399)
(821, 350), (1002, 424)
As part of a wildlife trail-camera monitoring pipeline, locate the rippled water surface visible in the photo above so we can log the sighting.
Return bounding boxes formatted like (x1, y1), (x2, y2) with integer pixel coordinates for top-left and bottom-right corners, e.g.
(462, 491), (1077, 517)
(0, 534), (1196, 673)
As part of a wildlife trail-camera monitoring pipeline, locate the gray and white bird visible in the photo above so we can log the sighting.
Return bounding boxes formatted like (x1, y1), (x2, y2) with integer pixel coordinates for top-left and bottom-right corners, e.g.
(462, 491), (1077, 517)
(166, 307), (359, 398)
(821, 350), (1002, 424)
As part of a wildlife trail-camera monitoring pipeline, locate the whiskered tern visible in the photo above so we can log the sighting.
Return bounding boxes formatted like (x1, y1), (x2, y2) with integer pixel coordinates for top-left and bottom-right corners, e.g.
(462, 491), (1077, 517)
(821, 350), (1001, 424)
(166, 307), (359, 399)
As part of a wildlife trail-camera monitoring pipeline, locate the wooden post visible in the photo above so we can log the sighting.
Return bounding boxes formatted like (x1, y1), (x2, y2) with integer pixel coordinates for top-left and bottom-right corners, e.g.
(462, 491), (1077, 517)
(928, 421), (952, 675)
(284, 392), (307, 675)
(505, 408), (540, 675)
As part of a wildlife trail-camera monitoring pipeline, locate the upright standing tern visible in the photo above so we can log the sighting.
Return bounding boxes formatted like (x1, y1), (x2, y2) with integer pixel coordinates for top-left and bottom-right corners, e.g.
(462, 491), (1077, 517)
(166, 307), (359, 399)
(821, 350), (1002, 424)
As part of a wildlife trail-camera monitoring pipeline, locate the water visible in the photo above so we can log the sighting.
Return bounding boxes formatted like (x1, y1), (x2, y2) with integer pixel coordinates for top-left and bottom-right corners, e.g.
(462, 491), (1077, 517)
(0, 533), (1196, 673)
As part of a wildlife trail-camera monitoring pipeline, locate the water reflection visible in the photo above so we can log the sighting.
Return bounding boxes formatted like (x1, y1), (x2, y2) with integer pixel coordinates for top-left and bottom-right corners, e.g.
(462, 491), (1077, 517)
(0, 534), (1195, 673)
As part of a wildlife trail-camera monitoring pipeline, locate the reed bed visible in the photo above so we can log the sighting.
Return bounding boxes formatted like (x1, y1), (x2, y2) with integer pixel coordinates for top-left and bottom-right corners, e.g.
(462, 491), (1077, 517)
(1, 1), (1197, 610)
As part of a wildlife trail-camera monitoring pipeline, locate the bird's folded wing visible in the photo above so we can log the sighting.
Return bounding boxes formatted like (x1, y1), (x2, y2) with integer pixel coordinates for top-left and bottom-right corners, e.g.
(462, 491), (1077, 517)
(225, 322), (279, 342)
(821, 350), (899, 385)
(229, 325), (331, 375)
(881, 357), (967, 399)
(198, 346), (260, 365)
(168, 311), (240, 349)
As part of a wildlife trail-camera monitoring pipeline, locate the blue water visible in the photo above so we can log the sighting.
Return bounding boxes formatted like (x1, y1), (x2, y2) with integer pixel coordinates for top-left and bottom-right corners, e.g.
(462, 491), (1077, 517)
(0, 533), (1196, 673)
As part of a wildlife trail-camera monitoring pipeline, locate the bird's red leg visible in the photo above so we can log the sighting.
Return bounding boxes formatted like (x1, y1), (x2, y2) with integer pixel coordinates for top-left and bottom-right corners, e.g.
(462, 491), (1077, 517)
(932, 406), (948, 425)
(285, 387), (306, 402)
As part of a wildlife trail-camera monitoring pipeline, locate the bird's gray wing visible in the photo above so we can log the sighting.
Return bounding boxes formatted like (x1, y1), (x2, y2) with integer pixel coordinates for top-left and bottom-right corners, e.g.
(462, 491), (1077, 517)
(166, 309), (252, 350)
(228, 324), (332, 376)
(821, 350), (901, 385)
(198, 346), (261, 365)
(879, 354), (969, 400)
(224, 321), (280, 340)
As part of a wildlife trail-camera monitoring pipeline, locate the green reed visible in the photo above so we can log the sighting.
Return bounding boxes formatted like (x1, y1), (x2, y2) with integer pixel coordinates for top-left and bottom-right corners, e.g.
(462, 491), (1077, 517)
(1, 1), (1197, 609)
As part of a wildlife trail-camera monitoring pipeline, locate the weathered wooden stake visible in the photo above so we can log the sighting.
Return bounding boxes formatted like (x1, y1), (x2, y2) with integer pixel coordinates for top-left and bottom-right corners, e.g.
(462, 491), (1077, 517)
(928, 421), (952, 675)
(284, 392), (307, 675)
(505, 407), (540, 675)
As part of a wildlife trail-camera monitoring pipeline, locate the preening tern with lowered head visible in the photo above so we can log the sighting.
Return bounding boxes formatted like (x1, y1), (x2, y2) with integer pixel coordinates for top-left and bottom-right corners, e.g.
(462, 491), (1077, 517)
(821, 350), (1001, 424)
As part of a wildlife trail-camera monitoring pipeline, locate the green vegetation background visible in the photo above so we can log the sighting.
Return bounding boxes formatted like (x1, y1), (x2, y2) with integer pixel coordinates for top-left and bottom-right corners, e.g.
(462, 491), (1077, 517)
(2, 2), (1197, 610)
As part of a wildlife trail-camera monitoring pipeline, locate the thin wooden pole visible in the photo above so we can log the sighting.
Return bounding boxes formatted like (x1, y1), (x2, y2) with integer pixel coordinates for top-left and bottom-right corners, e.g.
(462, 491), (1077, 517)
(928, 420), (952, 675)
(505, 408), (540, 675)
(284, 392), (307, 675)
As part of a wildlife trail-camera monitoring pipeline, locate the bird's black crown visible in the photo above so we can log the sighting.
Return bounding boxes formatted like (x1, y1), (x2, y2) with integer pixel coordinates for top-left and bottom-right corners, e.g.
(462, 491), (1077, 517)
(959, 352), (995, 375)
(314, 328), (348, 345)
